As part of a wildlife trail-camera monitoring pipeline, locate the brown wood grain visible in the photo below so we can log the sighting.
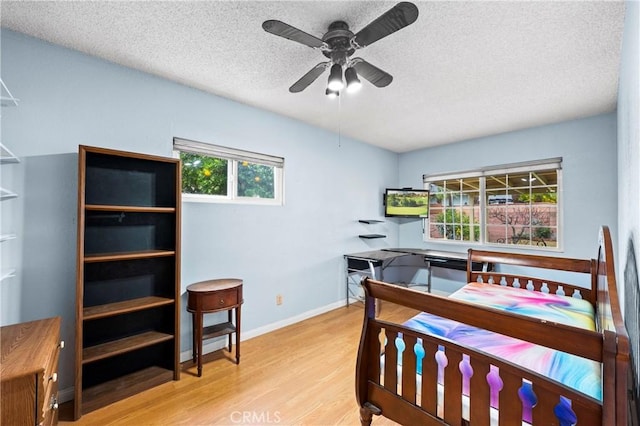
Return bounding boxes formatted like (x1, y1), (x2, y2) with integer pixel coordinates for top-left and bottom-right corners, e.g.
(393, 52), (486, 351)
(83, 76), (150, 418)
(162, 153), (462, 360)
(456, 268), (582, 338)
(83, 296), (174, 320)
(1, 317), (61, 426)
(82, 331), (173, 363)
(60, 304), (413, 426)
(83, 249), (176, 263)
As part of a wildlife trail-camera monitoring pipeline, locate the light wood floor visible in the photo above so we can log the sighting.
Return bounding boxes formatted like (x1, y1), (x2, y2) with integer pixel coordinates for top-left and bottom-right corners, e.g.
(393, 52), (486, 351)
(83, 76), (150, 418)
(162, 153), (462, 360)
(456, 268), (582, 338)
(60, 302), (418, 425)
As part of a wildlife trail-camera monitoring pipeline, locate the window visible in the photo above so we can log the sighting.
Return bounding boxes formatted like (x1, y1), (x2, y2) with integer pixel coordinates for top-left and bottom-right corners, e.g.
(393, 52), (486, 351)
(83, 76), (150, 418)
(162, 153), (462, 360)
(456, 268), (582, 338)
(173, 137), (284, 205)
(424, 158), (561, 249)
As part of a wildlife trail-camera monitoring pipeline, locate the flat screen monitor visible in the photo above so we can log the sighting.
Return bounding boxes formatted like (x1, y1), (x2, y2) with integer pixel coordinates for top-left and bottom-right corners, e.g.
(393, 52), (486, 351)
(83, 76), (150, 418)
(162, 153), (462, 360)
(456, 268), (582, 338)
(384, 188), (429, 218)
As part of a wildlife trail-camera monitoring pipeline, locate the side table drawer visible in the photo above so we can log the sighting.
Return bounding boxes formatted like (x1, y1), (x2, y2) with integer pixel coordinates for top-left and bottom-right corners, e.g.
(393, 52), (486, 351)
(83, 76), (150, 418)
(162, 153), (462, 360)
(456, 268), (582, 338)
(191, 289), (238, 311)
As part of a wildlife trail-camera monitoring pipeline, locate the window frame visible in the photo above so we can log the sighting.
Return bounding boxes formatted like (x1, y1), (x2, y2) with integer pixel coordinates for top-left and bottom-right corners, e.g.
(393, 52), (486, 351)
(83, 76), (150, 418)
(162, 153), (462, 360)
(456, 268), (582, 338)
(173, 137), (284, 205)
(423, 158), (562, 251)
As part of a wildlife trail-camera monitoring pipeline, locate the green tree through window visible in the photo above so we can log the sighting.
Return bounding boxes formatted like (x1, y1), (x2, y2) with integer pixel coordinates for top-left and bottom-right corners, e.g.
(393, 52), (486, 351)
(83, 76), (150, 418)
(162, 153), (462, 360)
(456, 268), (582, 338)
(175, 138), (284, 204)
(435, 209), (480, 241)
(180, 152), (227, 195)
(237, 161), (275, 198)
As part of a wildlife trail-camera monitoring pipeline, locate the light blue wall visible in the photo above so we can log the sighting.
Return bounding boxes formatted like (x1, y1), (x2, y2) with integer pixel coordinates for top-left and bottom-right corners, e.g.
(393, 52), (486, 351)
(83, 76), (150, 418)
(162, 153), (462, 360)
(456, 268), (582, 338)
(0, 30), (399, 395)
(397, 113), (618, 257)
(395, 113), (618, 292)
(618, 0), (640, 307)
(617, 0), (640, 394)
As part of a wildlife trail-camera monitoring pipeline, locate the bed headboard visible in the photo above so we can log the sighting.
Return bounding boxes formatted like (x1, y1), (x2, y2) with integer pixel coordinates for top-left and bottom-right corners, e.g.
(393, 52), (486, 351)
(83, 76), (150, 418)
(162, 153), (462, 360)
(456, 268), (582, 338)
(597, 225), (631, 425)
(467, 248), (597, 306)
(624, 236), (640, 424)
(597, 227), (626, 334)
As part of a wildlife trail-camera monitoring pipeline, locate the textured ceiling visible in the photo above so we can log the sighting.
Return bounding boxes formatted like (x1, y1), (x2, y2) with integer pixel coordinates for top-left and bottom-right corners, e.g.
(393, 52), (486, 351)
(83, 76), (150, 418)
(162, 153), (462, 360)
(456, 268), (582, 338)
(0, 1), (625, 153)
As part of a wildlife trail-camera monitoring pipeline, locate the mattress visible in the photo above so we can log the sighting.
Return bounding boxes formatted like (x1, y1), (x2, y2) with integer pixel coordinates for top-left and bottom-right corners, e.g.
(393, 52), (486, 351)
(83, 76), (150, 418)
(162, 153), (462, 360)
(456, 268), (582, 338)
(449, 281), (596, 331)
(402, 282), (601, 403)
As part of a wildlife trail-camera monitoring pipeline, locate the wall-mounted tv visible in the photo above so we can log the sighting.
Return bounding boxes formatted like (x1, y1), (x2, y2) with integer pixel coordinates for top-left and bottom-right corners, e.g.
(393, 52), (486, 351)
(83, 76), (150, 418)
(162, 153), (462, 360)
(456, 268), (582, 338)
(384, 188), (429, 218)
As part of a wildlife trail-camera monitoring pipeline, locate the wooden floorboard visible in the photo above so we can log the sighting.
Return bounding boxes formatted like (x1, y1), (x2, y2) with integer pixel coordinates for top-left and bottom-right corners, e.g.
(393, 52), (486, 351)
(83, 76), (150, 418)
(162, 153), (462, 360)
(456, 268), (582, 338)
(60, 302), (418, 425)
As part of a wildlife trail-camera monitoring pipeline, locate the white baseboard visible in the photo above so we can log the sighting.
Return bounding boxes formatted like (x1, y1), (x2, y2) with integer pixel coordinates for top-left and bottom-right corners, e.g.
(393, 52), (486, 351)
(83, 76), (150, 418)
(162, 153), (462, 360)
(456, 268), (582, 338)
(59, 299), (349, 403)
(180, 338), (228, 363)
(179, 298), (347, 362)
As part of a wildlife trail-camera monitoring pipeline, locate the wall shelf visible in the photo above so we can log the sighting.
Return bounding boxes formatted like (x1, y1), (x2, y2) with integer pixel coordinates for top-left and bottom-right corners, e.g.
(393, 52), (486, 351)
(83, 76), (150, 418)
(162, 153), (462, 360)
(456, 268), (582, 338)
(358, 219), (385, 239)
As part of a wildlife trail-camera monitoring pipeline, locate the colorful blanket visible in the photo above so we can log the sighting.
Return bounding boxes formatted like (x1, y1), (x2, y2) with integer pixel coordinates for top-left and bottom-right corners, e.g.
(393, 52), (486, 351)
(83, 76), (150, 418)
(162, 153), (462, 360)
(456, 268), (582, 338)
(403, 282), (601, 402)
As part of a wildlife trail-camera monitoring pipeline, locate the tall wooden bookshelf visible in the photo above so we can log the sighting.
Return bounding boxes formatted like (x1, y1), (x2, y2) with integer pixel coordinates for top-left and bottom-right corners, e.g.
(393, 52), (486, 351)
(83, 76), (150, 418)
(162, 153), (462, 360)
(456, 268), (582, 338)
(74, 145), (181, 419)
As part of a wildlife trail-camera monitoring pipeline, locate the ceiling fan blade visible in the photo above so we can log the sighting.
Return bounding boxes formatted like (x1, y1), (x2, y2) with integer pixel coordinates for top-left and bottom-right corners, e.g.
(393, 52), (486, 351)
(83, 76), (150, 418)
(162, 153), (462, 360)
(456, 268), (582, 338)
(289, 62), (330, 93)
(352, 59), (393, 88)
(262, 20), (325, 49)
(353, 2), (419, 48)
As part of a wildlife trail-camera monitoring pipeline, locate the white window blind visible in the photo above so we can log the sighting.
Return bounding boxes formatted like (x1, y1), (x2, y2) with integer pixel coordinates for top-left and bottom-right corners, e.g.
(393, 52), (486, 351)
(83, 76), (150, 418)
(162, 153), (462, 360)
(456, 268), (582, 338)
(174, 137), (284, 168)
(423, 158), (562, 183)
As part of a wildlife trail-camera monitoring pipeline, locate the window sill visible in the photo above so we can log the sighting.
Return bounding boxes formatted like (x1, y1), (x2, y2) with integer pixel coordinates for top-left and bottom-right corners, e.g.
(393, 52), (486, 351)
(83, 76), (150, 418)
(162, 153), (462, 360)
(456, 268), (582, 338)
(182, 193), (283, 206)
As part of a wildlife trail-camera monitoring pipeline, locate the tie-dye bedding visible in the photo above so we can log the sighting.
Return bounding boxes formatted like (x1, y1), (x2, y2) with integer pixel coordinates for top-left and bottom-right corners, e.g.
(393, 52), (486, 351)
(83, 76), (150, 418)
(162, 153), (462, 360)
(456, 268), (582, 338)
(403, 282), (601, 402)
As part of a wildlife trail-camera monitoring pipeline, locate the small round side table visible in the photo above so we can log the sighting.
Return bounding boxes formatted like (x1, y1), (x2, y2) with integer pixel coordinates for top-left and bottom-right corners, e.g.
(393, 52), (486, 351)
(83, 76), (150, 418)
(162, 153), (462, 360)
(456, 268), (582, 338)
(186, 278), (243, 377)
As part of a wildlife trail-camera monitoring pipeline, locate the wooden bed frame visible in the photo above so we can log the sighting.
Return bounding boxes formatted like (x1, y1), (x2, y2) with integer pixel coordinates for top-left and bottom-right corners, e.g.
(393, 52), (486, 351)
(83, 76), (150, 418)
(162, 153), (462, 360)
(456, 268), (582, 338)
(355, 226), (630, 425)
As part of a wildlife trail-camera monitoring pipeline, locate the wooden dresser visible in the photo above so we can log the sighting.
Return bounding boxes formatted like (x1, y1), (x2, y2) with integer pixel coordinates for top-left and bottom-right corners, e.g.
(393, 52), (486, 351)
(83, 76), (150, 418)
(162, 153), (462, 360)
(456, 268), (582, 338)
(1, 317), (62, 426)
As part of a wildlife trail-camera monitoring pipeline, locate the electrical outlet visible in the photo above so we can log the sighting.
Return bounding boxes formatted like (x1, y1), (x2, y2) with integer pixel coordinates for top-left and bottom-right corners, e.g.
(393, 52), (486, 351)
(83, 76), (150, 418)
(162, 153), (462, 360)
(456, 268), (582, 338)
(276, 294), (283, 305)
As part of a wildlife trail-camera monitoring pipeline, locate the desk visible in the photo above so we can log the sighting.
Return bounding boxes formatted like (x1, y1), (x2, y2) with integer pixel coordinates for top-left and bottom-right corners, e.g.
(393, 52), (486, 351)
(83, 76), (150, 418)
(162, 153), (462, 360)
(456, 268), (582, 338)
(344, 250), (409, 306)
(344, 249), (491, 306)
(391, 248), (491, 292)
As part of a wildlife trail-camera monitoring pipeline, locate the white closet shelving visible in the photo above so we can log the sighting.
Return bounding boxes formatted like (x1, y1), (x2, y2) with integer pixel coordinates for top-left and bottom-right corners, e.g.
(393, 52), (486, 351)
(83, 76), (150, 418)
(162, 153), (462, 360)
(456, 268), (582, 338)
(0, 79), (19, 107)
(1, 79), (20, 283)
(0, 234), (16, 243)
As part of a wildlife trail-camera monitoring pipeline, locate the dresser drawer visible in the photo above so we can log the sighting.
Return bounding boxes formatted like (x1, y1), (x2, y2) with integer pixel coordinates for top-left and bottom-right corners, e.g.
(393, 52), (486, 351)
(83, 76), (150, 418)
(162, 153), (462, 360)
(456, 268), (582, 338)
(1, 317), (61, 426)
(40, 346), (60, 426)
(44, 342), (61, 383)
(41, 378), (59, 426)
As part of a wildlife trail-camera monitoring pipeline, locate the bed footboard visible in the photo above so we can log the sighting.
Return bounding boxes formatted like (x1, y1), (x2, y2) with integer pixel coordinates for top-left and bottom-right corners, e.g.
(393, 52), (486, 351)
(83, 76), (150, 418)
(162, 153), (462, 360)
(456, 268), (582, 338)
(355, 280), (602, 426)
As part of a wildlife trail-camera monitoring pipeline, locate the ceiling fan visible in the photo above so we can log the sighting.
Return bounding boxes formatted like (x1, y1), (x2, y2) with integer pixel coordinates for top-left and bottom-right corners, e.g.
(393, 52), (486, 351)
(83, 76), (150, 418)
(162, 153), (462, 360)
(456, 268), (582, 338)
(262, 2), (419, 96)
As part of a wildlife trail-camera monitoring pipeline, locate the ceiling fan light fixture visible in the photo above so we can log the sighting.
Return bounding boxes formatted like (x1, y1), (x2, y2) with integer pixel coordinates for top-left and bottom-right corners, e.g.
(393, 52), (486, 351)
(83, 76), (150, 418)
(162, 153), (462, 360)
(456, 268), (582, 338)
(325, 88), (339, 99)
(263, 2), (418, 95)
(345, 67), (362, 93)
(327, 63), (344, 91)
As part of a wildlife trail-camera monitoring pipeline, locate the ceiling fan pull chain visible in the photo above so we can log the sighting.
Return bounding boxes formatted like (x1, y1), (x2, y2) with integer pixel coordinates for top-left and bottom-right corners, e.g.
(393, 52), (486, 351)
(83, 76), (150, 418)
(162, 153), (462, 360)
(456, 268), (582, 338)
(338, 94), (342, 148)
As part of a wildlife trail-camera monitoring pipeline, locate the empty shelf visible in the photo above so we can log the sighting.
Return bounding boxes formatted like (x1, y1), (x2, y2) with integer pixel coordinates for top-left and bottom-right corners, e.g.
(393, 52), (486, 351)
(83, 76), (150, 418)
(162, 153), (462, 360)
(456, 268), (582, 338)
(84, 250), (176, 263)
(82, 331), (173, 364)
(83, 296), (175, 320)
